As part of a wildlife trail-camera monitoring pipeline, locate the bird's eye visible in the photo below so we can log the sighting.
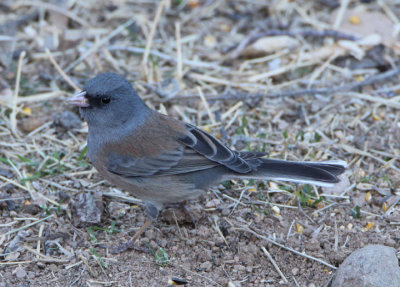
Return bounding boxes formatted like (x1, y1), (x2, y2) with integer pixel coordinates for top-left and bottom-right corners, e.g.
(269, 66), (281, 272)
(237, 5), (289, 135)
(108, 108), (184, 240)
(101, 97), (111, 104)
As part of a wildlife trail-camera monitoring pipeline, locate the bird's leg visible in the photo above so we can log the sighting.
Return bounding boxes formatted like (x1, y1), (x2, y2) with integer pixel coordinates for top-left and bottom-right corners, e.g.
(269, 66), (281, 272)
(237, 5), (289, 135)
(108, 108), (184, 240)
(182, 202), (196, 228)
(145, 202), (160, 221)
(108, 203), (159, 254)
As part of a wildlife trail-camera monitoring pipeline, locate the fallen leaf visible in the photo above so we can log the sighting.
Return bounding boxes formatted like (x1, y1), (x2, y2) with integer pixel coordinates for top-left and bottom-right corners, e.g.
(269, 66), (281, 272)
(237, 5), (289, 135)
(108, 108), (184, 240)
(271, 205), (280, 216)
(365, 191), (372, 203)
(204, 35), (216, 48)
(241, 36), (300, 57)
(300, 44), (347, 62)
(349, 15), (360, 25)
(21, 117), (47, 132)
(296, 223), (304, 234)
(22, 107), (31, 115)
(364, 222), (374, 230)
(338, 40), (365, 60)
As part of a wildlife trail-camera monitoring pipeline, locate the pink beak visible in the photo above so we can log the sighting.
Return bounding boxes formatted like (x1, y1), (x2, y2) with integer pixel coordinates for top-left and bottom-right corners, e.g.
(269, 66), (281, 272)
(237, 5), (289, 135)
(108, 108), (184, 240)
(67, 91), (90, 107)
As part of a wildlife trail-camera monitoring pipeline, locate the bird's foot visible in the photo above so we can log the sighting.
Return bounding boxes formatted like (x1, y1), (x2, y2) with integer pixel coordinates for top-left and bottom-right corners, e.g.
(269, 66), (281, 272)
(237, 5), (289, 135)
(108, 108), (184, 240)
(182, 204), (196, 228)
(145, 202), (160, 221)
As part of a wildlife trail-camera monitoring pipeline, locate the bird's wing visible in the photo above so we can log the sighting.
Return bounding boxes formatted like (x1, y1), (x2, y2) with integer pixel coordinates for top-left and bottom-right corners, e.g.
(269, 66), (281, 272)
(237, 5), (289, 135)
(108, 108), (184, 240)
(107, 145), (219, 177)
(104, 113), (222, 177)
(105, 115), (268, 177)
(107, 145), (184, 176)
(177, 123), (267, 173)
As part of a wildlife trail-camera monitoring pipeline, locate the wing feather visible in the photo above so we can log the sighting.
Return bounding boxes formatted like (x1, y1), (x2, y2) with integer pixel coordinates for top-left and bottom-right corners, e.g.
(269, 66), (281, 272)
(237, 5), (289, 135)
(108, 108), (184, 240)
(178, 123), (261, 173)
(107, 145), (185, 176)
(105, 119), (269, 178)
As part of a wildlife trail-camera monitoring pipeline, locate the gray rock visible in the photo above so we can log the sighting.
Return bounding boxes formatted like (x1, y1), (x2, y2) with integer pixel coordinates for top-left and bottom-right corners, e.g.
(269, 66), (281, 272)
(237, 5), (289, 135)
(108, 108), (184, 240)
(332, 244), (400, 287)
(200, 261), (212, 271)
(14, 267), (26, 279)
(54, 111), (82, 130)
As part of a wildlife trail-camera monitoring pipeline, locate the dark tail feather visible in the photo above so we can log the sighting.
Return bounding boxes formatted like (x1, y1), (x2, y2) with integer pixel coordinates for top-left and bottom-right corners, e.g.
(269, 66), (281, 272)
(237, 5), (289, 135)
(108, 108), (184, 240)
(247, 159), (346, 187)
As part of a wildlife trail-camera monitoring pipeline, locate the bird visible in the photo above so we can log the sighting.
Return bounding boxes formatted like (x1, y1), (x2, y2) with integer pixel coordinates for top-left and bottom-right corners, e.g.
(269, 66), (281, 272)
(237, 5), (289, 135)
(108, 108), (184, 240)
(67, 72), (346, 250)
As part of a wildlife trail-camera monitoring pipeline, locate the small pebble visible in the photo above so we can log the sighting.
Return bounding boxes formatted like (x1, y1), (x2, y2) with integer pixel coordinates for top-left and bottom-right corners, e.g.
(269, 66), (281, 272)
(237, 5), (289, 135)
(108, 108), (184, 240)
(58, 191), (71, 202)
(200, 261), (212, 271)
(108, 201), (129, 219)
(160, 239), (168, 248)
(15, 267), (26, 279)
(205, 199), (221, 208)
(234, 264), (246, 272)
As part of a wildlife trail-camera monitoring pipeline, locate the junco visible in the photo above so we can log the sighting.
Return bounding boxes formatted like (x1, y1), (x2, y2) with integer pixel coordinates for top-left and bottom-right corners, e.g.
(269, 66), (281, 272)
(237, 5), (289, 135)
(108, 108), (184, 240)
(67, 73), (346, 247)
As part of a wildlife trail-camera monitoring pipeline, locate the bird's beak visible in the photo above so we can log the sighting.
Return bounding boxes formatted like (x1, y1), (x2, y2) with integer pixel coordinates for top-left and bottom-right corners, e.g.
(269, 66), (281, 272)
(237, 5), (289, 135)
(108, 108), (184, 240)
(67, 91), (90, 107)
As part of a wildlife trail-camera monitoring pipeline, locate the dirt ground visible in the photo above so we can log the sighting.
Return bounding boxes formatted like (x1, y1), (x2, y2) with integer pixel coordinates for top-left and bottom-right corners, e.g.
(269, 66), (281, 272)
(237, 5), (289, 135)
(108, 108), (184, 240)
(1, 1), (400, 287)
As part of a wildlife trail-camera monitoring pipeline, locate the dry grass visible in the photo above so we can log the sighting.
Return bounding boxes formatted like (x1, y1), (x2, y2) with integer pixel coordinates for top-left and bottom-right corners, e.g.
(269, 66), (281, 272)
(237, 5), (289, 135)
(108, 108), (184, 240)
(0, 0), (399, 286)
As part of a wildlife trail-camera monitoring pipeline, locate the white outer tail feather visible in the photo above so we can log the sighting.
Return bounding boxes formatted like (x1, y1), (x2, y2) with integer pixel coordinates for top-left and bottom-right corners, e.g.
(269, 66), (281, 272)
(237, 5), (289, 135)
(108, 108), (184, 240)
(313, 160), (348, 168)
(243, 175), (340, 187)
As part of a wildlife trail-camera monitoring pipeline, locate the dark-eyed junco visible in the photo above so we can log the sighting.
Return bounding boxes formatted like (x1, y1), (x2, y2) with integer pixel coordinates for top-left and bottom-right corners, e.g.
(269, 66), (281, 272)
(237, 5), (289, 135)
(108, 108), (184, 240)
(67, 73), (346, 247)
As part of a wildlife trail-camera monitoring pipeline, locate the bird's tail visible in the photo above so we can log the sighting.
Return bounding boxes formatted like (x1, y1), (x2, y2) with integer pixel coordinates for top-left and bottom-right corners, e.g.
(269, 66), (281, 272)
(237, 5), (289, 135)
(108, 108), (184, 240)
(245, 159), (346, 187)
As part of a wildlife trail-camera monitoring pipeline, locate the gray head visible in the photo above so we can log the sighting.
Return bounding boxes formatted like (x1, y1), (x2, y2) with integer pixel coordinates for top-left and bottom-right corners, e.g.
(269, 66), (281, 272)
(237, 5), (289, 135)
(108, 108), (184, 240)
(67, 73), (148, 129)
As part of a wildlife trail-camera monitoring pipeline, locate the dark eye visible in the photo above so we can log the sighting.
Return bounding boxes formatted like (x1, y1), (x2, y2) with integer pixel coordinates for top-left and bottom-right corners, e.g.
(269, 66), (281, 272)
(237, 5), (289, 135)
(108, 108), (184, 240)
(101, 97), (111, 104)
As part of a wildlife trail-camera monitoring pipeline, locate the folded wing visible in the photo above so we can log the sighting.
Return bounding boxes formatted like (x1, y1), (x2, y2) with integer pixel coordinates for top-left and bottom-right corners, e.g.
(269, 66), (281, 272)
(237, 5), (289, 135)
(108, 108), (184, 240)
(106, 122), (266, 177)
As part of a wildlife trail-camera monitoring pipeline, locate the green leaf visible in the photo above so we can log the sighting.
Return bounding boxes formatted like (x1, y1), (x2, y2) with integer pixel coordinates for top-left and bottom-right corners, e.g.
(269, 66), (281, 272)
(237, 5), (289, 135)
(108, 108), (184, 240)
(241, 115), (248, 128)
(147, 245), (169, 267)
(90, 248), (107, 268)
(282, 130), (288, 139)
(78, 146), (88, 161)
(0, 157), (14, 165)
(314, 132), (321, 142)
(222, 180), (232, 189)
(17, 155), (39, 167)
(86, 227), (98, 243)
(351, 205), (361, 219)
